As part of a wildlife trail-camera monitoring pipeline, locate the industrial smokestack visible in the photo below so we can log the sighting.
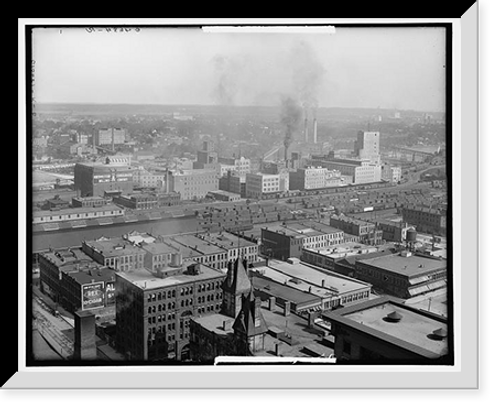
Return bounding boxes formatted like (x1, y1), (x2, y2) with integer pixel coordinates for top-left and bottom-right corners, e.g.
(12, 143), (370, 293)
(304, 116), (309, 143)
(313, 118), (318, 144)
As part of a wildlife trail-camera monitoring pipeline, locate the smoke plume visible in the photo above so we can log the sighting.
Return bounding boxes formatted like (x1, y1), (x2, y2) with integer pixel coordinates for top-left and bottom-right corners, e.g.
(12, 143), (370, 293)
(211, 54), (240, 106)
(289, 40), (325, 111)
(280, 96), (302, 158)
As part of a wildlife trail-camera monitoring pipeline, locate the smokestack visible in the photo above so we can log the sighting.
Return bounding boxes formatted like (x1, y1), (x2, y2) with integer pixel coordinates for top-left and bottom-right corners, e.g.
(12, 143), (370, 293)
(304, 117), (309, 143)
(313, 118), (318, 144)
(111, 128), (115, 152)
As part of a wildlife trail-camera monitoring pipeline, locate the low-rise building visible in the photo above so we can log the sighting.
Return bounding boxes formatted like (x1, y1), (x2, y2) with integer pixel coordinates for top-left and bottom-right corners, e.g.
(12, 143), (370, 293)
(198, 232), (259, 265)
(322, 296), (449, 363)
(207, 190), (241, 202)
(170, 234), (229, 270)
(82, 236), (147, 272)
(113, 193), (158, 210)
(261, 221), (345, 261)
(71, 196), (109, 208)
(301, 242), (379, 271)
(401, 205), (447, 236)
(354, 251), (447, 299)
(253, 259), (372, 312)
(329, 214), (383, 245)
(33, 204), (124, 224)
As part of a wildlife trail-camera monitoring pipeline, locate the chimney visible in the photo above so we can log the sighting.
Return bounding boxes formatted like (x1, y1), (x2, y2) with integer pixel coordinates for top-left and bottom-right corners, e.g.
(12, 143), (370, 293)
(275, 342), (281, 356)
(268, 296), (276, 311)
(222, 320), (231, 331)
(313, 118), (318, 144)
(321, 279), (326, 288)
(283, 300), (291, 317)
(304, 117), (309, 143)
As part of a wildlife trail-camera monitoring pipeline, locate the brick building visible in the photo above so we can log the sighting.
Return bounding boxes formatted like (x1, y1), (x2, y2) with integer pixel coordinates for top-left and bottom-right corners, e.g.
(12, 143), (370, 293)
(82, 236), (147, 272)
(401, 205), (447, 236)
(115, 262), (226, 361)
(261, 221), (344, 261)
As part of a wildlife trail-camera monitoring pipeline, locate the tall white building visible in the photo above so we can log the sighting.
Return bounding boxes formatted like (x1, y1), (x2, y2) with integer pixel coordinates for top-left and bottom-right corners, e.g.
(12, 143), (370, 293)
(355, 131), (380, 165)
(245, 172), (287, 199)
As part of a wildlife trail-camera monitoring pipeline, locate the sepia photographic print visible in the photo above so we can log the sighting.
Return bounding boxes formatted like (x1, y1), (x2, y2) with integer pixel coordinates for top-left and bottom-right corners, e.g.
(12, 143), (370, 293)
(11, 13), (478, 389)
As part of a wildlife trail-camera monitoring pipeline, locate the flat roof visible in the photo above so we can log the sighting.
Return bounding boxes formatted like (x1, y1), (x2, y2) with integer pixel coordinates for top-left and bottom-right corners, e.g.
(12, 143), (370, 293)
(67, 266), (116, 286)
(116, 264), (225, 290)
(192, 313), (235, 336)
(252, 276), (321, 307)
(199, 232), (255, 250)
(171, 234), (227, 256)
(34, 204), (122, 218)
(267, 260), (371, 295)
(140, 242), (179, 255)
(252, 267), (334, 299)
(305, 242), (378, 256)
(83, 237), (147, 257)
(322, 297), (448, 358)
(161, 239), (204, 259)
(41, 247), (95, 267)
(76, 162), (135, 171)
(263, 221), (343, 239)
(357, 253), (447, 277)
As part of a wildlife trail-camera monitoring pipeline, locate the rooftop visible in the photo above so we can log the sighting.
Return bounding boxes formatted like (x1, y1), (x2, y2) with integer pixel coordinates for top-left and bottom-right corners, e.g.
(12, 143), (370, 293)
(171, 234), (227, 256)
(267, 260), (372, 295)
(252, 276), (321, 307)
(34, 204), (122, 218)
(192, 313), (235, 336)
(263, 221), (343, 239)
(306, 242), (378, 257)
(41, 247), (95, 268)
(66, 266), (116, 286)
(140, 242), (179, 255)
(197, 232), (255, 250)
(357, 253), (447, 277)
(330, 214), (375, 226)
(322, 297), (448, 358)
(83, 237), (147, 258)
(116, 264), (225, 290)
(76, 162), (136, 171)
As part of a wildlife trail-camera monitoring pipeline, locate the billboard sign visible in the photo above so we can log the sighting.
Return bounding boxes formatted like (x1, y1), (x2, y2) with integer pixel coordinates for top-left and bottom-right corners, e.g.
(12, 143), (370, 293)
(105, 282), (115, 305)
(81, 281), (105, 310)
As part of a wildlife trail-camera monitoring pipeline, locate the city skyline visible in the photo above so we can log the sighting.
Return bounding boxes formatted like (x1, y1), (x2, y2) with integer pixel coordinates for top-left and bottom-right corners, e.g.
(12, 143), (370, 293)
(32, 26), (446, 112)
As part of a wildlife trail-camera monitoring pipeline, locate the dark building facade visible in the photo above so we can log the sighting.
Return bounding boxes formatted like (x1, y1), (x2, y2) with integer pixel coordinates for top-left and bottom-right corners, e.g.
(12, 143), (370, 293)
(115, 263), (226, 361)
(401, 205), (447, 236)
(74, 162), (136, 197)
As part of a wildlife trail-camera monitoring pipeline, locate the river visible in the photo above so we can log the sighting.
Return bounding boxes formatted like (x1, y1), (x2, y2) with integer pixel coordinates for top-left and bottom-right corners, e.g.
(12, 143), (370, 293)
(32, 216), (201, 253)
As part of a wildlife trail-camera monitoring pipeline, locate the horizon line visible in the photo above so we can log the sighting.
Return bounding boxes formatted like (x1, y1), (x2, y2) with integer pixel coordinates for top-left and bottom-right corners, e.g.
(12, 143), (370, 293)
(34, 102), (445, 114)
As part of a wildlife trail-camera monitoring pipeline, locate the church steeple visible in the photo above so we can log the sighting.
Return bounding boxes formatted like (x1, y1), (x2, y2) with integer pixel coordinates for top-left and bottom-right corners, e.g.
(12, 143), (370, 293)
(221, 257), (252, 318)
(232, 289), (268, 355)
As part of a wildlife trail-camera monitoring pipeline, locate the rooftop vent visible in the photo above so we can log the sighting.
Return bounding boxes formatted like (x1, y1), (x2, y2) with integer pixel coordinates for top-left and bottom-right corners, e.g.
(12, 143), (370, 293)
(428, 328), (447, 341)
(384, 311), (403, 323)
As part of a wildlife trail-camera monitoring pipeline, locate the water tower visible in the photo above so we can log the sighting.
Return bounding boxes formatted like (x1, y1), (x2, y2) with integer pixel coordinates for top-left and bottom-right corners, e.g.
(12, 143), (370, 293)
(406, 227), (418, 251)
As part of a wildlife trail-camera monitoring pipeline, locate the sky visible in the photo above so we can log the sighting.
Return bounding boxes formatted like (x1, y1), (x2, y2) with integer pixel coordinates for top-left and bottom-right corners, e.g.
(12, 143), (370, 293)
(31, 26), (446, 112)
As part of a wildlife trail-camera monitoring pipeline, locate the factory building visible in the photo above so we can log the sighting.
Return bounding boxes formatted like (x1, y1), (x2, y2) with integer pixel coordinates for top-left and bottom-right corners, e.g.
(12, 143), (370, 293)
(401, 205), (447, 236)
(74, 160), (136, 197)
(165, 168), (218, 200)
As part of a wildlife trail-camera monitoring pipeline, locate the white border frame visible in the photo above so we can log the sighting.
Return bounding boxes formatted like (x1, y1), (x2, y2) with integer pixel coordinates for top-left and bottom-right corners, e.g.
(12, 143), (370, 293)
(12, 12), (478, 389)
